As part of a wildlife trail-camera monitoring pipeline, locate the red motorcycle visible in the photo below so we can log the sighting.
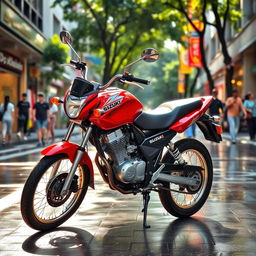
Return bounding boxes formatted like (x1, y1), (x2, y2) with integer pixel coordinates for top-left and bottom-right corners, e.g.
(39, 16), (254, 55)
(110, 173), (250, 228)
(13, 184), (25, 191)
(21, 31), (222, 230)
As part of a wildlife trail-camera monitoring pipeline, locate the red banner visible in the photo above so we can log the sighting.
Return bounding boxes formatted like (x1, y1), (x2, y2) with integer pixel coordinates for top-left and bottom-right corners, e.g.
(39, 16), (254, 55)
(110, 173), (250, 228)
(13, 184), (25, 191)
(188, 37), (202, 67)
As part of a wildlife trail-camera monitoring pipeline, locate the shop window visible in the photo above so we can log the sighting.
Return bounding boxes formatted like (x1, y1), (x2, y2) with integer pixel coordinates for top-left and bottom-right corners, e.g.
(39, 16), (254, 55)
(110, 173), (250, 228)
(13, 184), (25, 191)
(38, 17), (42, 31)
(24, 1), (30, 19)
(53, 15), (60, 35)
(32, 9), (37, 25)
(14, 0), (22, 10)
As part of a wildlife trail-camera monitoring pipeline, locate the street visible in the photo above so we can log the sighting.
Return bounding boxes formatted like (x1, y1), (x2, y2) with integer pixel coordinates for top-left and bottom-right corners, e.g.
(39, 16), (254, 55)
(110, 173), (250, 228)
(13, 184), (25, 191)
(0, 137), (256, 256)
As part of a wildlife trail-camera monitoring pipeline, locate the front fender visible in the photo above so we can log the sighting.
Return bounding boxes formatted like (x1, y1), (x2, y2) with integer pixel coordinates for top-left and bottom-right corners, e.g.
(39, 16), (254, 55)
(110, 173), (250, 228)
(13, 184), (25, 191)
(41, 141), (94, 189)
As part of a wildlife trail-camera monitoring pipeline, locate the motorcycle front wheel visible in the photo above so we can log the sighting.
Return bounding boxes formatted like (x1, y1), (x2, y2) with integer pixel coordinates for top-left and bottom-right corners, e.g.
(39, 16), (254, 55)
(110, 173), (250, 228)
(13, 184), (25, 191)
(21, 154), (90, 231)
(159, 138), (213, 218)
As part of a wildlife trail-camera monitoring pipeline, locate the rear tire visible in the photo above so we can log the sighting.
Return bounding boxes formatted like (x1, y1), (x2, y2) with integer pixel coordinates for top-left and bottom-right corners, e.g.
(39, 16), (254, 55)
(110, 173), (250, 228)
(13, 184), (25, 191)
(21, 154), (90, 231)
(158, 138), (213, 217)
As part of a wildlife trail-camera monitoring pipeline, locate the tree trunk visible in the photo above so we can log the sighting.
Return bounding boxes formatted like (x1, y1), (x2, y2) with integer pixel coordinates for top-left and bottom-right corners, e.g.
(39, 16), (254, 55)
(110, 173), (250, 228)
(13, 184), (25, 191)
(190, 68), (201, 97)
(211, 2), (233, 97)
(103, 49), (111, 84)
(199, 35), (214, 92)
(184, 74), (189, 98)
(225, 65), (234, 97)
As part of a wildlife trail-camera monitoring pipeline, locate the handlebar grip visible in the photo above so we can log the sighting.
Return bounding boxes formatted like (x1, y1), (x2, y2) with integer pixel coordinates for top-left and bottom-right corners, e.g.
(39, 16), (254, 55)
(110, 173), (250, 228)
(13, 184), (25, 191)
(132, 76), (150, 85)
(70, 60), (77, 65)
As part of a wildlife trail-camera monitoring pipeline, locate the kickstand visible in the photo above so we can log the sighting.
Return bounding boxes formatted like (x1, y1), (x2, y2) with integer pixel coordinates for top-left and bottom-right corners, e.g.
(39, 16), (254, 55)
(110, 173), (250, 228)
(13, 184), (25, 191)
(142, 191), (151, 229)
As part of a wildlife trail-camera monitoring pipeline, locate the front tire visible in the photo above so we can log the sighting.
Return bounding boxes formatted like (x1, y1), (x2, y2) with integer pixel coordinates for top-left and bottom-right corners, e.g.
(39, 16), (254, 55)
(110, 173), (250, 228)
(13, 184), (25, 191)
(21, 154), (90, 231)
(158, 138), (213, 217)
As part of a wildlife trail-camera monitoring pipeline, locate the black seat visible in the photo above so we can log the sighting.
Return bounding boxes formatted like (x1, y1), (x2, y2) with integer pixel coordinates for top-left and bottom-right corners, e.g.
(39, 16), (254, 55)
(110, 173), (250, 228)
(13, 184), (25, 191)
(134, 99), (203, 130)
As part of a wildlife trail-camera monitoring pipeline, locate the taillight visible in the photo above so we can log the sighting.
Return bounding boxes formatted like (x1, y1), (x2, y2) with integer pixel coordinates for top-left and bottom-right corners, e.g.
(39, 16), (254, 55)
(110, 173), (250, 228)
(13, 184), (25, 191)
(215, 125), (223, 135)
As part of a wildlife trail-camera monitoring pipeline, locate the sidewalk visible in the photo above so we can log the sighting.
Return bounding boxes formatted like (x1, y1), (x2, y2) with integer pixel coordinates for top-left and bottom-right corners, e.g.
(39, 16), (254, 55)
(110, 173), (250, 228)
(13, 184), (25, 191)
(0, 129), (67, 147)
(222, 131), (256, 145)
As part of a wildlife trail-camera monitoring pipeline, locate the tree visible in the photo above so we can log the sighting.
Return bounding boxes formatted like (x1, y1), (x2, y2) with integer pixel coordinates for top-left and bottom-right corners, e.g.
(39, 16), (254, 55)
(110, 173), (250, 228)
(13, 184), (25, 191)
(164, 0), (215, 92)
(130, 49), (179, 108)
(164, 0), (241, 97)
(53, 0), (173, 84)
(42, 34), (69, 87)
(208, 0), (241, 97)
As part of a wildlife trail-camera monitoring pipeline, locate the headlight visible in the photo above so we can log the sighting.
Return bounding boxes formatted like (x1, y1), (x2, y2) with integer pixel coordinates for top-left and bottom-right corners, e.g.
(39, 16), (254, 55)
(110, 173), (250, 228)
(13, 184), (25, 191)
(65, 94), (87, 118)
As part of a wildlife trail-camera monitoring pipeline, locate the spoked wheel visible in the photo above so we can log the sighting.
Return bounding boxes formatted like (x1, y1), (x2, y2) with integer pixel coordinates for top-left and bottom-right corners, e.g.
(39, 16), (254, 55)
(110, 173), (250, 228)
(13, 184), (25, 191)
(159, 138), (213, 217)
(21, 154), (90, 231)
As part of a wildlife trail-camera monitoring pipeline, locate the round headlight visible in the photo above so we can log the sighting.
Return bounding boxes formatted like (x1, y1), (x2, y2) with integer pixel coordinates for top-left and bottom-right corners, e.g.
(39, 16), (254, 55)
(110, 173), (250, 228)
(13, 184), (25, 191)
(65, 94), (87, 118)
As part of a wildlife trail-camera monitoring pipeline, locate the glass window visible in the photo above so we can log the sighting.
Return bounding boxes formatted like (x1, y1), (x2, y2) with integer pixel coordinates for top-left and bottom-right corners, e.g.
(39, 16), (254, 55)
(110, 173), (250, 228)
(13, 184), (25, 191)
(53, 15), (60, 35)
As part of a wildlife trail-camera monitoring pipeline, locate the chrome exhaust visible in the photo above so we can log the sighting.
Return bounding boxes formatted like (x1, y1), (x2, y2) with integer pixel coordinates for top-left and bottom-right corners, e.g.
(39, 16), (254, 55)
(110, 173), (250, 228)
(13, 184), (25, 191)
(157, 173), (199, 186)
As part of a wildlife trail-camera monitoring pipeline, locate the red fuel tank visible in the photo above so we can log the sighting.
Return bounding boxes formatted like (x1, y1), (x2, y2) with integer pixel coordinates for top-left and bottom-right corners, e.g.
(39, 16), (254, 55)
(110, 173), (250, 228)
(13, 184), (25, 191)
(89, 88), (143, 130)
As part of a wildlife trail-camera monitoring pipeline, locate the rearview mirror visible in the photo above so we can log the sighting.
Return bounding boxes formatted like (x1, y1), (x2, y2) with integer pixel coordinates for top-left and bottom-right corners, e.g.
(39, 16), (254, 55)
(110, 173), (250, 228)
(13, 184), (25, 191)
(141, 48), (159, 62)
(60, 30), (72, 45)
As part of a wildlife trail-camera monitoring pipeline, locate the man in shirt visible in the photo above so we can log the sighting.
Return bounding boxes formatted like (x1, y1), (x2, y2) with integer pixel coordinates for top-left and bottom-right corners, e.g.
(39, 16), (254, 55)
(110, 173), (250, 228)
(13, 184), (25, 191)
(226, 88), (247, 144)
(33, 93), (50, 146)
(209, 88), (223, 116)
(17, 93), (30, 140)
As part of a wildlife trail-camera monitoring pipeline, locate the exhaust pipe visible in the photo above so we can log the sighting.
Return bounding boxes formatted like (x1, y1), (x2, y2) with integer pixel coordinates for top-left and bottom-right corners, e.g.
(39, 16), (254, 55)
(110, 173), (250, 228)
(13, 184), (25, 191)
(157, 173), (199, 186)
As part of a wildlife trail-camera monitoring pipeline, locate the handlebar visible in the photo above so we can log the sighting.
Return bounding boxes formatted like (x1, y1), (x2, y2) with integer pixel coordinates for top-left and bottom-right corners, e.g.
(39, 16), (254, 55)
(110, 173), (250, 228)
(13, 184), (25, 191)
(101, 73), (150, 90)
(122, 73), (150, 85)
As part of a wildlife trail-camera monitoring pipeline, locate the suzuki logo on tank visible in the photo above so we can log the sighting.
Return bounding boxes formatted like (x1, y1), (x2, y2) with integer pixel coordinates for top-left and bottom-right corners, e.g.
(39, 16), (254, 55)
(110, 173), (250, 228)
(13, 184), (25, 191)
(0, 51), (23, 73)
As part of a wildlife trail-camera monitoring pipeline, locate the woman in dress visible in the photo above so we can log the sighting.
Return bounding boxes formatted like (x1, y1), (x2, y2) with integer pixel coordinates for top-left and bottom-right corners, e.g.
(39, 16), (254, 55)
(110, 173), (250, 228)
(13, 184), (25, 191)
(1, 96), (15, 146)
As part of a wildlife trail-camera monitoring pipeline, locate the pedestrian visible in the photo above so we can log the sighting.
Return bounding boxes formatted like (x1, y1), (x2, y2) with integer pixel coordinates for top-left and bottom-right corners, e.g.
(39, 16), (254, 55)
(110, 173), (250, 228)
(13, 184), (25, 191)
(17, 93), (30, 141)
(46, 97), (58, 144)
(33, 93), (50, 146)
(209, 88), (224, 116)
(243, 92), (256, 140)
(225, 88), (247, 144)
(0, 96), (15, 146)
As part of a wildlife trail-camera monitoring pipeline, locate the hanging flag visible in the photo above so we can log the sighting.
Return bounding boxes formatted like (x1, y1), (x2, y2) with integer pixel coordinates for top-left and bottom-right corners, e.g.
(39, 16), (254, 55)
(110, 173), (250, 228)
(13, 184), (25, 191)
(188, 20), (203, 67)
(179, 46), (193, 74)
(178, 72), (185, 93)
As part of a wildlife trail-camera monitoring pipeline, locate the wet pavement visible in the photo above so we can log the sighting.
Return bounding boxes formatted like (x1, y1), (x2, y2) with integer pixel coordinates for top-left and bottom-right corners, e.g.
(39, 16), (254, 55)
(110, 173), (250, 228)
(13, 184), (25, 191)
(0, 138), (256, 255)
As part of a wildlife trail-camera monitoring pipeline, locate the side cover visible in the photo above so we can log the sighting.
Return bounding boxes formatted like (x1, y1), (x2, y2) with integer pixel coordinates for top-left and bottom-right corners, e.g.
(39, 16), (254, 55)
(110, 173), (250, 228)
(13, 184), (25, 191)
(41, 141), (94, 188)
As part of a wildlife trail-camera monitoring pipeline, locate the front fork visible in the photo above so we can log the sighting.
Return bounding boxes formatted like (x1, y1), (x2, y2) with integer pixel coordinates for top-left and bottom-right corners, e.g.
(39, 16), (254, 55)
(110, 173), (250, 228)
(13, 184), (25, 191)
(60, 123), (93, 196)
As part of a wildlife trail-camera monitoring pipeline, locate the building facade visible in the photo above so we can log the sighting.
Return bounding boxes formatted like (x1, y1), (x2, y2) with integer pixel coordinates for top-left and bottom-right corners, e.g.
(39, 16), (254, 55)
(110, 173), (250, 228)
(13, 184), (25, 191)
(199, 0), (256, 101)
(0, 0), (74, 131)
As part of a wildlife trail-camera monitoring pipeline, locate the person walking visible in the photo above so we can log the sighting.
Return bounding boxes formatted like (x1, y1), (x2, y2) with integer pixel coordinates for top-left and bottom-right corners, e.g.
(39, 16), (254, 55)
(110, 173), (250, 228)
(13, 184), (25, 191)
(209, 88), (224, 116)
(0, 96), (15, 146)
(17, 93), (30, 141)
(46, 97), (58, 144)
(225, 88), (247, 144)
(33, 93), (50, 146)
(243, 92), (256, 140)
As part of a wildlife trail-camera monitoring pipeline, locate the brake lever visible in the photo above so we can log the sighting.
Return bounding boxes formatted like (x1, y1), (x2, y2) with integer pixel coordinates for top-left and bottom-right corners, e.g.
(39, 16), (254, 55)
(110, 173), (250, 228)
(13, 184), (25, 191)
(120, 79), (144, 90)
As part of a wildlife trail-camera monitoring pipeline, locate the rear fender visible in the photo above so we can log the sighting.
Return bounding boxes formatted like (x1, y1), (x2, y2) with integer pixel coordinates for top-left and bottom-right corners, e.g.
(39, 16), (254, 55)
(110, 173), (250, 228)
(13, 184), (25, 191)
(41, 141), (94, 189)
(196, 115), (222, 143)
(170, 96), (213, 133)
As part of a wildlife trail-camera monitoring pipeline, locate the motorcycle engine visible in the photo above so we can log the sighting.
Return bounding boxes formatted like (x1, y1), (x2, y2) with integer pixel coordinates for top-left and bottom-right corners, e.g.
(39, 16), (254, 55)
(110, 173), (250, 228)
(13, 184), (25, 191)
(100, 128), (146, 184)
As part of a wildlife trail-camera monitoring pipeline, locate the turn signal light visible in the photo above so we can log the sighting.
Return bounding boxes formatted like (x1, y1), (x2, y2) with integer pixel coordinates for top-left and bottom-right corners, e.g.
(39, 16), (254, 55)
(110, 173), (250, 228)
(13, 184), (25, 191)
(93, 109), (104, 117)
(51, 97), (61, 104)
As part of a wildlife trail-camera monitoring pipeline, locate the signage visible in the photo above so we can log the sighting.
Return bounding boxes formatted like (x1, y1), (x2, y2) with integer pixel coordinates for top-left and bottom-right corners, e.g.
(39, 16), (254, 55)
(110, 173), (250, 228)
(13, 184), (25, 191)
(179, 46), (193, 74)
(188, 20), (203, 68)
(0, 2), (45, 52)
(178, 72), (185, 93)
(188, 37), (202, 67)
(0, 51), (23, 73)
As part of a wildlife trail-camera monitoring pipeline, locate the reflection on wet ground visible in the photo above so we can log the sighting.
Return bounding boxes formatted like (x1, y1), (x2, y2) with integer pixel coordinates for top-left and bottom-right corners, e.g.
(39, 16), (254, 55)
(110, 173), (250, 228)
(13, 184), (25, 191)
(0, 140), (256, 255)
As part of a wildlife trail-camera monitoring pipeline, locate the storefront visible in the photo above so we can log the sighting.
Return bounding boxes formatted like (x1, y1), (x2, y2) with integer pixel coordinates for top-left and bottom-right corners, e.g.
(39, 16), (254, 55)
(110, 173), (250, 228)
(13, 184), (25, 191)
(0, 0), (46, 132)
(0, 50), (24, 131)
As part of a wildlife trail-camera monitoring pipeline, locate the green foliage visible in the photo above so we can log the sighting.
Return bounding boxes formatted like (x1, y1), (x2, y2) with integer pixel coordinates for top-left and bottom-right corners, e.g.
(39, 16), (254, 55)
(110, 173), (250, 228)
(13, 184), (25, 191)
(52, 0), (178, 83)
(42, 34), (69, 82)
(129, 49), (179, 108)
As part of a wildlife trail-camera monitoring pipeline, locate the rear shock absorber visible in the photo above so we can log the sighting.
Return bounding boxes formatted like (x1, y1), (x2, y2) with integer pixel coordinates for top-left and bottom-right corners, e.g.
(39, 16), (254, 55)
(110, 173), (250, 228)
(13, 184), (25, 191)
(167, 142), (186, 165)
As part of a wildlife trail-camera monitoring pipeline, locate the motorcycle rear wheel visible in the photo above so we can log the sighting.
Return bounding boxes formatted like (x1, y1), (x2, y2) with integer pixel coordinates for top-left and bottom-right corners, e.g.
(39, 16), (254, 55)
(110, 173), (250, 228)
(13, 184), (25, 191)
(158, 138), (213, 217)
(21, 154), (90, 231)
